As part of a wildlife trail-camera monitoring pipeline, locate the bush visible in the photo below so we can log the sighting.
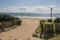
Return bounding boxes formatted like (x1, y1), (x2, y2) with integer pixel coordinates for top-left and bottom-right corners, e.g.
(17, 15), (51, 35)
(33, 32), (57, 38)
(35, 26), (41, 34)
(12, 18), (22, 25)
(0, 13), (22, 32)
(55, 23), (60, 34)
(54, 18), (60, 23)
(16, 20), (22, 25)
(32, 34), (38, 37)
(35, 20), (45, 34)
(47, 19), (52, 22)
(1, 21), (12, 28)
(40, 20), (45, 23)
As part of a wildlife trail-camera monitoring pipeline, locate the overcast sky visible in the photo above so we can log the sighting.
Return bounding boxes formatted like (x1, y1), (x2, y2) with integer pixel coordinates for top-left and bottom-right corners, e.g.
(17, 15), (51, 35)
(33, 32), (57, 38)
(0, 0), (60, 13)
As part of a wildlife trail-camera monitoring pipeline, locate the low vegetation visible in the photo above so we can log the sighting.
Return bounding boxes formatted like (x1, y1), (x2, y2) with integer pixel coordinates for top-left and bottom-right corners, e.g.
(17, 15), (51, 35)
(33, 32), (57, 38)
(0, 13), (22, 32)
(49, 34), (60, 40)
(32, 18), (60, 40)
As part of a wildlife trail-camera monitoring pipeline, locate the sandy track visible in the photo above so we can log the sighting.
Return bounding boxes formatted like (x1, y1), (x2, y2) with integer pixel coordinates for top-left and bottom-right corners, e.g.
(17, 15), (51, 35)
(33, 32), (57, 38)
(0, 18), (41, 40)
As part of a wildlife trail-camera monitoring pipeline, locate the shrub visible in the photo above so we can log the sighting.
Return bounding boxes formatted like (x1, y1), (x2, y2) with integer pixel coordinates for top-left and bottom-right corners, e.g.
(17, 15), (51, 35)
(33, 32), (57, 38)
(12, 18), (22, 25)
(32, 34), (38, 37)
(0, 13), (22, 32)
(16, 20), (22, 25)
(55, 23), (60, 34)
(40, 20), (45, 23)
(47, 19), (52, 22)
(54, 18), (60, 23)
(35, 26), (41, 34)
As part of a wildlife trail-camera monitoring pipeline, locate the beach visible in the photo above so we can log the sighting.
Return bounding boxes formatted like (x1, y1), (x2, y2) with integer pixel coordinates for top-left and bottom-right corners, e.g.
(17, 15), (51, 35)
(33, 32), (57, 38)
(0, 18), (43, 40)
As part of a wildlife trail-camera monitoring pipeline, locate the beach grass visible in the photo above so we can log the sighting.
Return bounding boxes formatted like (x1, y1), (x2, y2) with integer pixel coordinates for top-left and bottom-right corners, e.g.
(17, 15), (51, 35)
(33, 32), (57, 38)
(0, 13), (22, 32)
(33, 19), (60, 40)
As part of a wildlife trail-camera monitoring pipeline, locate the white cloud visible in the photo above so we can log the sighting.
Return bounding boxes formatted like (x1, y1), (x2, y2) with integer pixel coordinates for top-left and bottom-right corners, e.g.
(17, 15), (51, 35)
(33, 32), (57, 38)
(0, 5), (60, 13)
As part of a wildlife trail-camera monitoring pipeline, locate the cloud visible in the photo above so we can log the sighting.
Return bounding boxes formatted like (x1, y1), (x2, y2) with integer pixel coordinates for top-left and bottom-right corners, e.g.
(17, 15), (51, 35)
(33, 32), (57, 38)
(0, 7), (18, 13)
(0, 5), (60, 13)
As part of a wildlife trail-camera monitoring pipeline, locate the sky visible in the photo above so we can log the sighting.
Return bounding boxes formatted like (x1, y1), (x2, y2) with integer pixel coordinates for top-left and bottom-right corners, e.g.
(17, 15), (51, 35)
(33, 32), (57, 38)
(0, 0), (60, 13)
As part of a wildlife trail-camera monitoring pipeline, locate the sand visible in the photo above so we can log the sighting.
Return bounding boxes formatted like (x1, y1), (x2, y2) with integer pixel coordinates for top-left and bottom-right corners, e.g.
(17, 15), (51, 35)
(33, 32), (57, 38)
(0, 18), (42, 40)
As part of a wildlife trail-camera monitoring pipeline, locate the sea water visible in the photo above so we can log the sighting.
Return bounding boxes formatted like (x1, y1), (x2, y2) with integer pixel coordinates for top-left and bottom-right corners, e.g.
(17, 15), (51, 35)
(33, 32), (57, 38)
(1, 13), (60, 18)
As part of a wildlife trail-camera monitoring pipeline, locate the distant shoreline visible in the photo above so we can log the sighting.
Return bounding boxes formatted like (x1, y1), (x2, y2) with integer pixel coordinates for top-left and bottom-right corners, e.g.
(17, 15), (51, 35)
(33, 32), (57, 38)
(16, 16), (56, 19)
(0, 13), (60, 18)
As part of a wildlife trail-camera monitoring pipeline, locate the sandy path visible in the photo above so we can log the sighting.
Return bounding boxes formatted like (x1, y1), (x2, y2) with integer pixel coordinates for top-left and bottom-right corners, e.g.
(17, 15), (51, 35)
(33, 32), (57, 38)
(0, 18), (41, 40)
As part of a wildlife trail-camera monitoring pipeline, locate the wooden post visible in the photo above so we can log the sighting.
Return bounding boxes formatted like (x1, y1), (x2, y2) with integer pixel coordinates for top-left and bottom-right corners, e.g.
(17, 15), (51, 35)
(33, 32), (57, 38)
(51, 8), (53, 20)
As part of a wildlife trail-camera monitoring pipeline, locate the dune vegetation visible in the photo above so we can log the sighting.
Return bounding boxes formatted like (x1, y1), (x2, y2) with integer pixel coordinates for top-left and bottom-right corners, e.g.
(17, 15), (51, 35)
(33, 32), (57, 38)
(32, 18), (60, 40)
(0, 13), (22, 32)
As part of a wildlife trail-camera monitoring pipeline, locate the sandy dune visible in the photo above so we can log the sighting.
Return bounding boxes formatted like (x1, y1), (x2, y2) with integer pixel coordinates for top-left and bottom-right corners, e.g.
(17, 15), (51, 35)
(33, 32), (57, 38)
(0, 18), (41, 40)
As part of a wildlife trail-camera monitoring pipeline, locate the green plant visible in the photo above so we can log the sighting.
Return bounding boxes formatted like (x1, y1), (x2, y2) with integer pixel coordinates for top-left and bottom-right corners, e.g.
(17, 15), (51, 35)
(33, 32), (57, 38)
(54, 18), (60, 23)
(0, 13), (22, 32)
(35, 26), (41, 34)
(32, 33), (38, 37)
(47, 19), (52, 22)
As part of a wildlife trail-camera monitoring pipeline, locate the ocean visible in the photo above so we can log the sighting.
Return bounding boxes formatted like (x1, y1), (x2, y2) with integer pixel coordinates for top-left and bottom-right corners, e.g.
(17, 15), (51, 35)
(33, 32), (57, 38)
(2, 13), (60, 18)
